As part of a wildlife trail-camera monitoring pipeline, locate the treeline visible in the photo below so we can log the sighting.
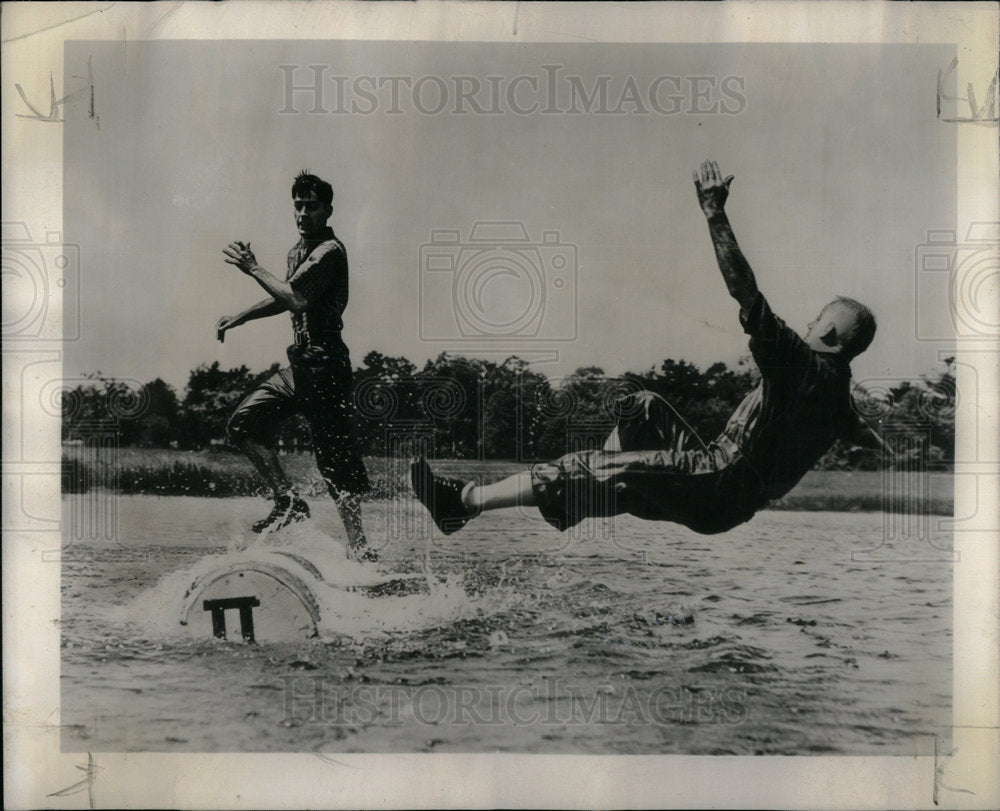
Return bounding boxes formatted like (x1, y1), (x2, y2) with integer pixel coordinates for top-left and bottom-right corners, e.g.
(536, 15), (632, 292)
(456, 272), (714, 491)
(61, 352), (957, 470)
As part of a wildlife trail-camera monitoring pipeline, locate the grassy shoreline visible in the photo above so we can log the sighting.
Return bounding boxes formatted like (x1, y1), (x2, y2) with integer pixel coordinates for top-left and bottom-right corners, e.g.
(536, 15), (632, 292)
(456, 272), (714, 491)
(61, 447), (954, 515)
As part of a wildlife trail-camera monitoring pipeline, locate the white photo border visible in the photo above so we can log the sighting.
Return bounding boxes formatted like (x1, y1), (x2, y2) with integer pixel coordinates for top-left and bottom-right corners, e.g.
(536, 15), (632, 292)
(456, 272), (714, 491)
(2, 2), (997, 808)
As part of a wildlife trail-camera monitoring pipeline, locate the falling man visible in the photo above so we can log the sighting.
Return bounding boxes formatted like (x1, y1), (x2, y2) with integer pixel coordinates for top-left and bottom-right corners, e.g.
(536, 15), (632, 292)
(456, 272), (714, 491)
(412, 161), (887, 537)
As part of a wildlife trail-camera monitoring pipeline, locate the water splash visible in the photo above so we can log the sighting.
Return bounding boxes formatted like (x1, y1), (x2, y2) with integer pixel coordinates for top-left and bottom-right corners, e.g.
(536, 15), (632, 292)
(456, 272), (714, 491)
(106, 522), (518, 642)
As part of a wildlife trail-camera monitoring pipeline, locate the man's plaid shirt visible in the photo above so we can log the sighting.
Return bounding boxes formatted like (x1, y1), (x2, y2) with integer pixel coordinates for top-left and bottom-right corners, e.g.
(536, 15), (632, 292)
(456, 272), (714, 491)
(286, 226), (349, 349)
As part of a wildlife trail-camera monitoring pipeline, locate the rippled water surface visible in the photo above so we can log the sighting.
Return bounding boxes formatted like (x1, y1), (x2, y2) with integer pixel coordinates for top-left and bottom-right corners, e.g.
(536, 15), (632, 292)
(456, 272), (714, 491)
(61, 496), (952, 754)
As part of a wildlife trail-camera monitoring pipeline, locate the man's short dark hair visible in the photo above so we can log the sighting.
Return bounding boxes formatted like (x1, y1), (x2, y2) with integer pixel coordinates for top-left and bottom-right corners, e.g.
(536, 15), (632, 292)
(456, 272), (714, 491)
(291, 171), (333, 207)
(833, 296), (876, 358)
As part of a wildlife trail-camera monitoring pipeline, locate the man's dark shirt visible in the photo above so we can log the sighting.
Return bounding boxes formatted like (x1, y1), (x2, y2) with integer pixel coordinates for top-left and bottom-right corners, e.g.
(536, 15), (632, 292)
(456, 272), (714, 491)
(719, 293), (858, 500)
(286, 225), (350, 354)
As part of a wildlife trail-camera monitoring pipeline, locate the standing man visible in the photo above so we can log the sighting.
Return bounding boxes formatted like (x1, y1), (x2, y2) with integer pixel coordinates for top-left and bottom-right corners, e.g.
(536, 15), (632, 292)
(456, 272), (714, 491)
(217, 171), (375, 562)
(412, 160), (885, 537)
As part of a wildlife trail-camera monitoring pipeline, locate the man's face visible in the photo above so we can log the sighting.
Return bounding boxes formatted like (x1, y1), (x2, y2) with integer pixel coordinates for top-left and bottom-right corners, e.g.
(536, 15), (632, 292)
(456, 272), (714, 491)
(804, 300), (858, 354)
(293, 191), (332, 238)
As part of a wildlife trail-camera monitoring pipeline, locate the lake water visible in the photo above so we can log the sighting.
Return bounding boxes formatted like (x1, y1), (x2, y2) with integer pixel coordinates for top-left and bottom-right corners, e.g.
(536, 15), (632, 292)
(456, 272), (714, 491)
(60, 495), (952, 755)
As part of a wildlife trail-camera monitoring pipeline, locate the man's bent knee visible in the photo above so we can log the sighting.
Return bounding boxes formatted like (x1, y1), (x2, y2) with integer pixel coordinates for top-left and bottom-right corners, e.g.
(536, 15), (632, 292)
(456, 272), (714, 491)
(227, 410), (268, 447)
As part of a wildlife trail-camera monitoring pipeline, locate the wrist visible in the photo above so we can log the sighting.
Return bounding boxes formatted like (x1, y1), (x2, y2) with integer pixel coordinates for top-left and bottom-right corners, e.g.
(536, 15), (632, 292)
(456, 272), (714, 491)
(704, 209), (727, 223)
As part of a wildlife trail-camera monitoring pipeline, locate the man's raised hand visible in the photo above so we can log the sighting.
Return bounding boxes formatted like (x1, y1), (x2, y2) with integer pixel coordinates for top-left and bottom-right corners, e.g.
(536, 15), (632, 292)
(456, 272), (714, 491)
(223, 241), (258, 274)
(693, 160), (735, 218)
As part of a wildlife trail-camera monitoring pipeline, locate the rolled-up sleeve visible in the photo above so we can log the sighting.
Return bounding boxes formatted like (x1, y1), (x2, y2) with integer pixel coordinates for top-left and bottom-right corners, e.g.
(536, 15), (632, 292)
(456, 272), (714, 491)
(288, 242), (345, 304)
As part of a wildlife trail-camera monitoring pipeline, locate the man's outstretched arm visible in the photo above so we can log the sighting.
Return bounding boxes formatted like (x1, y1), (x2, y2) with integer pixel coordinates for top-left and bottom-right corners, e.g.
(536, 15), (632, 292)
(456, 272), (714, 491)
(693, 160), (759, 311)
(223, 241), (310, 313)
(216, 297), (287, 342)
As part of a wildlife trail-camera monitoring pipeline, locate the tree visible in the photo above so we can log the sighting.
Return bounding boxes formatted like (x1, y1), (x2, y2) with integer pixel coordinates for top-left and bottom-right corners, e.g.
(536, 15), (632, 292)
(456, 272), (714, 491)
(532, 367), (616, 458)
(881, 357), (955, 469)
(480, 357), (550, 459)
(61, 379), (111, 441)
(920, 356), (956, 465)
(180, 362), (272, 449)
(624, 357), (757, 443)
(418, 353), (487, 458)
(61, 373), (153, 445)
(353, 351), (423, 456)
(826, 358), (957, 471)
(65, 349), (953, 474)
(130, 378), (181, 447)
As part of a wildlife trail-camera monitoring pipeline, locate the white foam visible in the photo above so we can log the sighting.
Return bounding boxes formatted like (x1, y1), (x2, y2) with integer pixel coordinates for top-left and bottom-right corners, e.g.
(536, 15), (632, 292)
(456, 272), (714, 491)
(108, 524), (512, 642)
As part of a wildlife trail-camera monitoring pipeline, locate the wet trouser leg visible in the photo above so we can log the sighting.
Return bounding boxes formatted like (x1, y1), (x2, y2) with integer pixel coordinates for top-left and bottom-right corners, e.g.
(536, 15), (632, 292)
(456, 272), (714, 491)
(530, 391), (751, 534)
(227, 368), (299, 497)
(289, 345), (370, 550)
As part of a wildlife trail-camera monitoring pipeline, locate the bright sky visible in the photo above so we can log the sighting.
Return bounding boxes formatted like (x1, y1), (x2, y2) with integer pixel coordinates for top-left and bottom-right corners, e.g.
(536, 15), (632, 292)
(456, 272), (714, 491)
(64, 41), (956, 393)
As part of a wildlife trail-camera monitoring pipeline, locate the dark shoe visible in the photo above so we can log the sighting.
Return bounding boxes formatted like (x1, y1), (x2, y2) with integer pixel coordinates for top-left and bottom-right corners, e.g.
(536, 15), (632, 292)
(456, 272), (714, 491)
(410, 457), (476, 535)
(252, 494), (310, 533)
(274, 495), (310, 530)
